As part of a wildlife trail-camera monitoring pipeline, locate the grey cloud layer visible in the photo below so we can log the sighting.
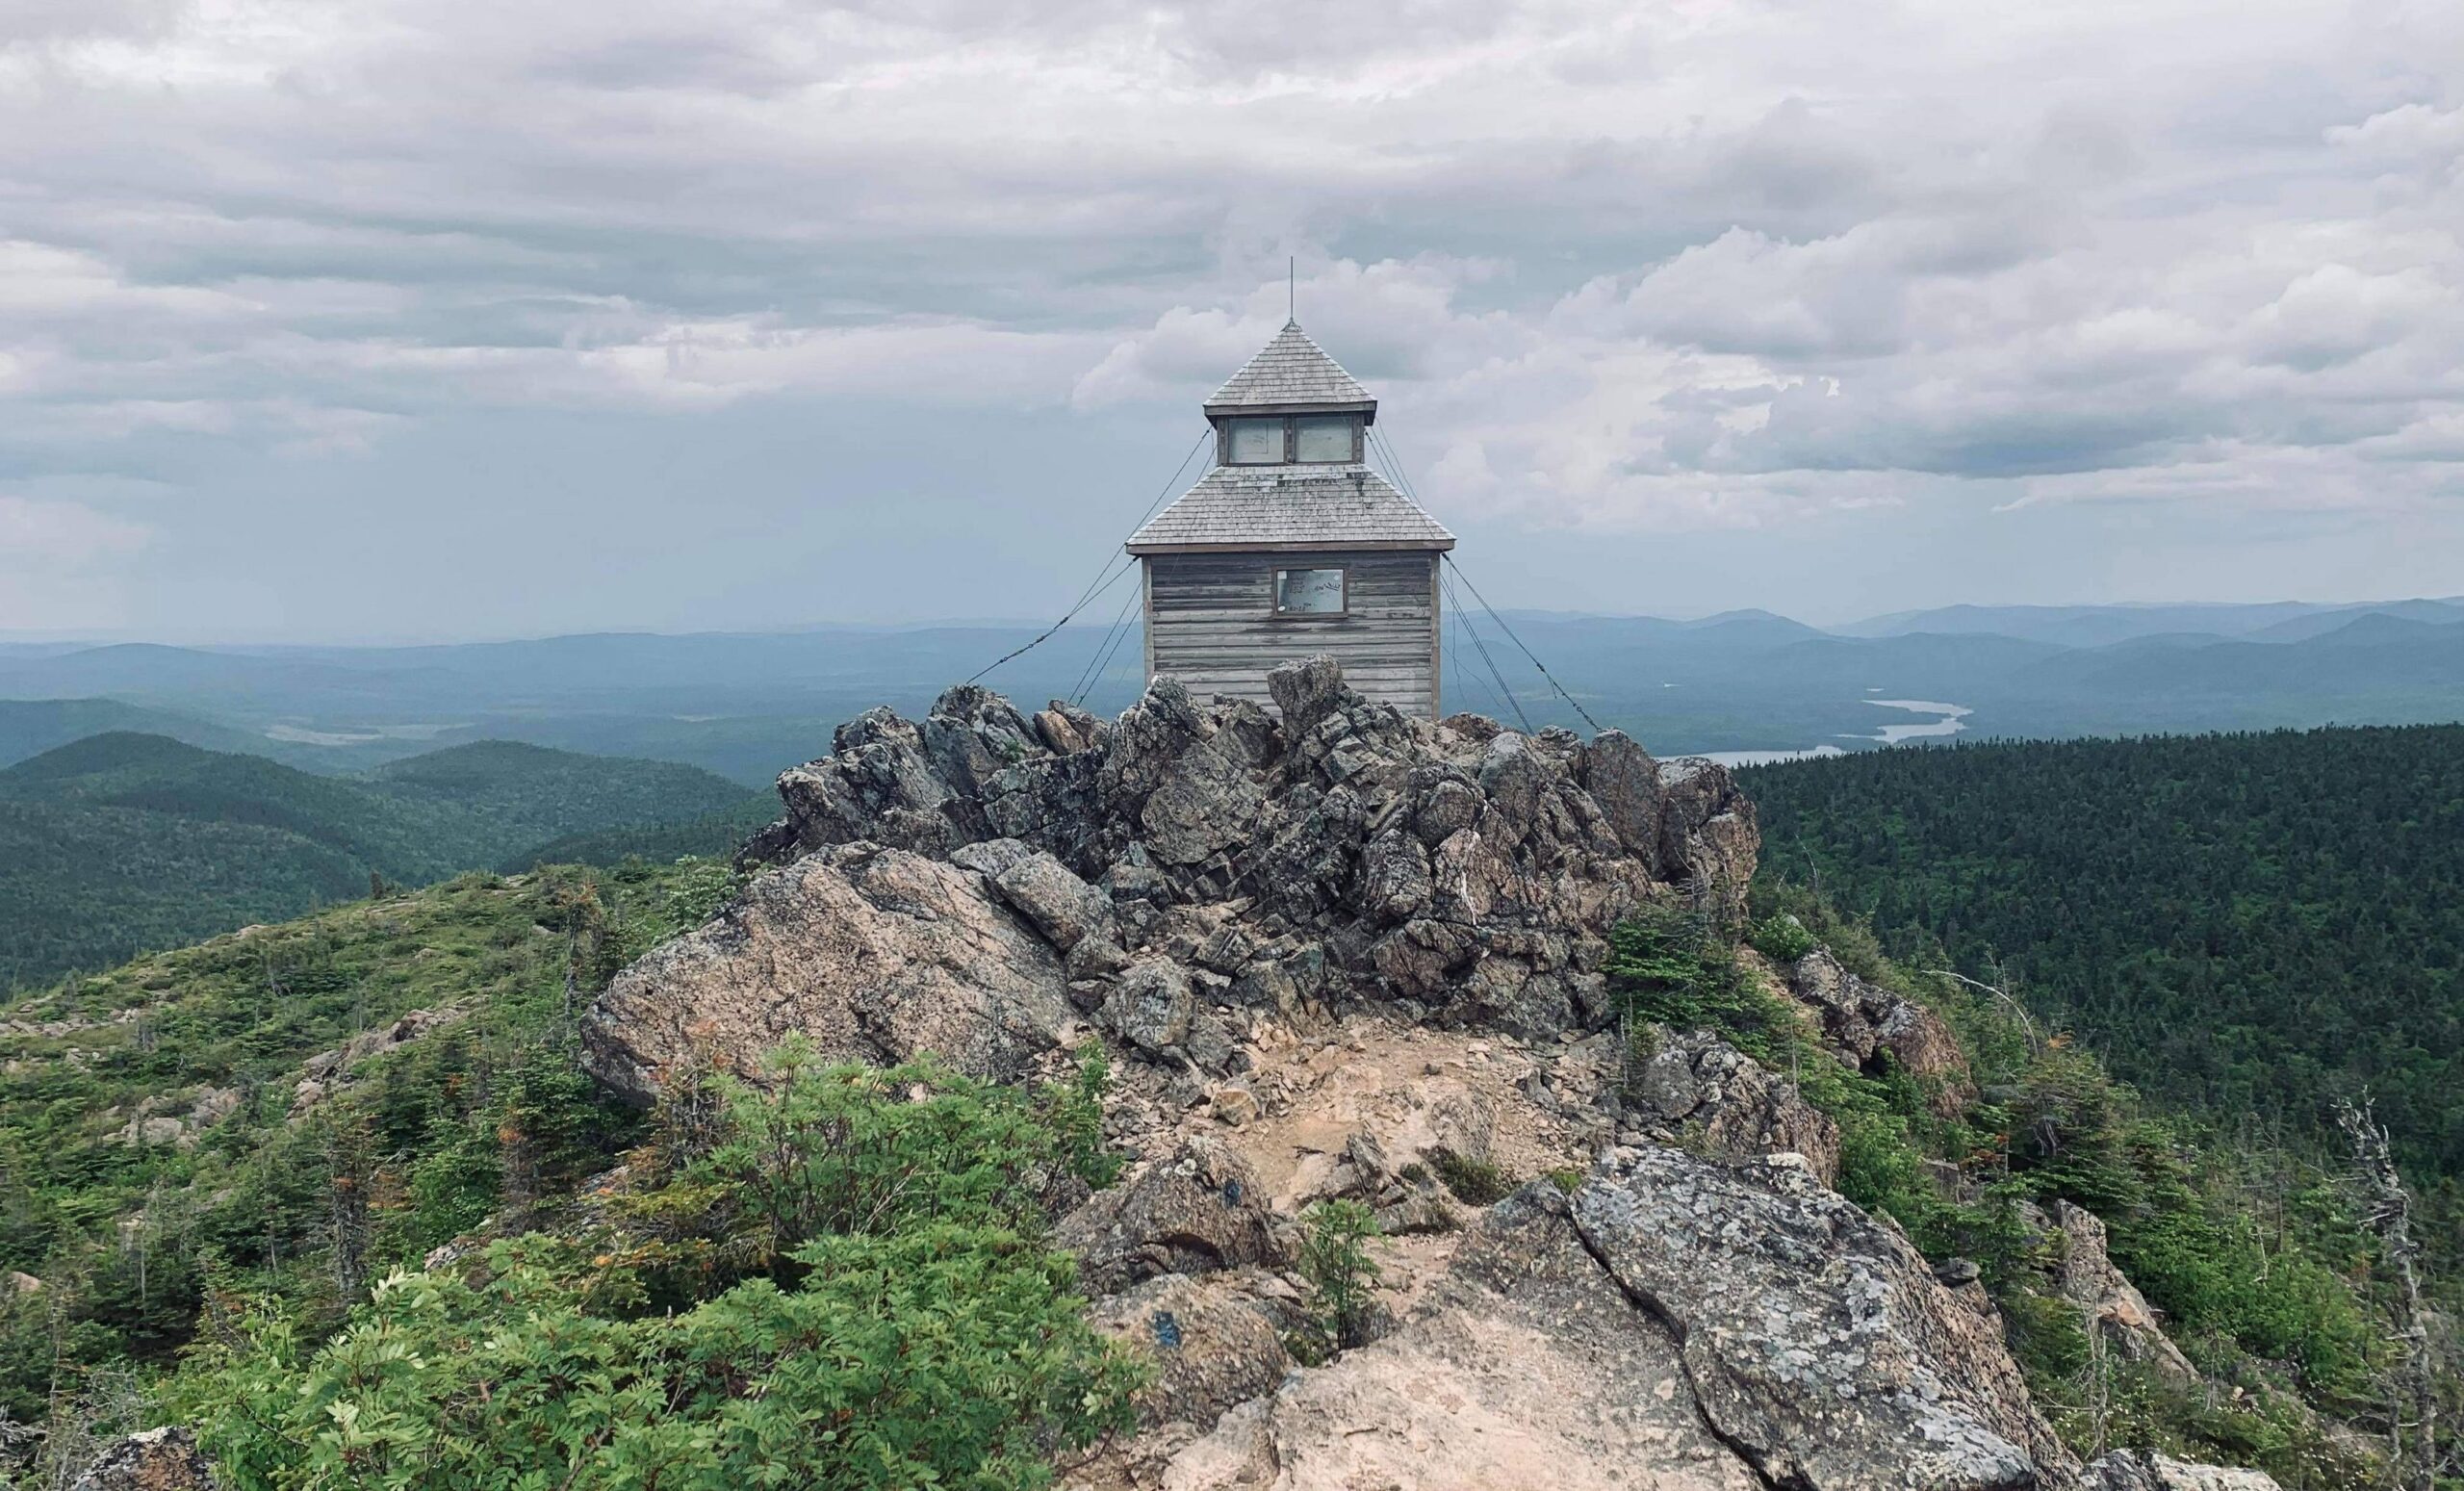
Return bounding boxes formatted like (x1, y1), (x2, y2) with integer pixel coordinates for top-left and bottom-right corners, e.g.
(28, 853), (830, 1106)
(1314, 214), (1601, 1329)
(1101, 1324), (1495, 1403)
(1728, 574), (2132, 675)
(1, 0), (2458, 627)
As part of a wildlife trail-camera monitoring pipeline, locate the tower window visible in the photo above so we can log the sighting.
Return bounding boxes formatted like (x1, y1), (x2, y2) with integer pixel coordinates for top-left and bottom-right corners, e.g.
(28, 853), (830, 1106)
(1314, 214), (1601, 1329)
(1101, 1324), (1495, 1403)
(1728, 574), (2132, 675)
(1273, 567), (1348, 615)
(1226, 418), (1284, 464)
(1221, 414), (1363, 465)
(1294, 415), (1357, 463)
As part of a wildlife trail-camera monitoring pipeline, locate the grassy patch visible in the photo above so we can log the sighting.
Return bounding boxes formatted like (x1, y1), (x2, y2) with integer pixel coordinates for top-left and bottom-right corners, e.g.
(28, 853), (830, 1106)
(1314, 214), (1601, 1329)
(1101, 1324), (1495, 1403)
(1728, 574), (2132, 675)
(1429, 1149), (1516, 1205)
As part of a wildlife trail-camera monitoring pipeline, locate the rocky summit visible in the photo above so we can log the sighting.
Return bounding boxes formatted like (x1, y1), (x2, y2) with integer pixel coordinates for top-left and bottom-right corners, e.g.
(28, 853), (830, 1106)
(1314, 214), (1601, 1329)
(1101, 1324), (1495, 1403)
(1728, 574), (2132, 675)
(584, 655), (1757, 1102)
(568, 657), (2280, 1491)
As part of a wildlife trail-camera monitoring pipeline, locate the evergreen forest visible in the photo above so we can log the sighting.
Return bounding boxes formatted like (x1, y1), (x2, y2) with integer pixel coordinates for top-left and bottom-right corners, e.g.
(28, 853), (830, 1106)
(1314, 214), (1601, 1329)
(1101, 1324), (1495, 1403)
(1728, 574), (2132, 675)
(1740, 726), (2464, 1191)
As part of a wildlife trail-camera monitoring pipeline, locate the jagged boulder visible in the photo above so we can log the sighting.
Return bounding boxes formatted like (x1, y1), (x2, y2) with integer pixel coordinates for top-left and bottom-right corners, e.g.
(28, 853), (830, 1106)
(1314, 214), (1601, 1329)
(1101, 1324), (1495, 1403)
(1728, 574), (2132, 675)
(770, 706), (979, 858)
(69, 1427), (216, 1491)
(987, 849), (1114, 952)
(1266, 655), (1348, 738)
(581, 842), (1073, 1103)
(1657, 758), (1759, 918)
(1624, 1030), (1842, 1185)
(1101, 958), (1196, 1060)
(1569, 1146), (2075, 1490)
(919, 683), (1040, 795)
(1055, 1137), (1285, 1296)
(1788, 949), (1975, 1118)
(1577, 729), (1665, 861)
(1031, 699), (1109, 756)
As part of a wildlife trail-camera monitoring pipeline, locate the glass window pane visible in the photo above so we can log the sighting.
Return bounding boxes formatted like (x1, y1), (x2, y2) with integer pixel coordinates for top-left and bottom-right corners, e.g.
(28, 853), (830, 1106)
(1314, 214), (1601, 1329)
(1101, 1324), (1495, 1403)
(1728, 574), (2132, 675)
(1294, 416), (1355, 462)
(1227, 419), (1284, 464)
(1275, 568), (1346, 614)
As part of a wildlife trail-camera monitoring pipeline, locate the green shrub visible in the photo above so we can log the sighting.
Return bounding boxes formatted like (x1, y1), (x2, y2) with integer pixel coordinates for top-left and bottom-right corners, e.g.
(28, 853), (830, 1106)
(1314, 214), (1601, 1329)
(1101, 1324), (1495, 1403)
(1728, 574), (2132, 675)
(167, 1047), (1145, 1491)
(1430, 1150), (1515, 1206)
(1297, 1200), (1382, 1350)
(180, 1229), (1139, 1491)
(1746, 913), (1818, 964)
(1606, 907), (1795, 1061)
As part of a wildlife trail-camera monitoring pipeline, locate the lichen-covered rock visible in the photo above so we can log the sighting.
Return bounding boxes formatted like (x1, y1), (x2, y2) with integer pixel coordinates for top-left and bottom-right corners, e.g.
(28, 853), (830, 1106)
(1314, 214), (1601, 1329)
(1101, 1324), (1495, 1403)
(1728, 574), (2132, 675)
(1080, 1144), (2282, 1491)
(774, 706), (976, 858)
(1266, 655), (1349, 740)
(1569, 1145), (2074, 1490)
(1089, 1272), (1293, 1430)
(1102, 958), (1195, 1059)
(580, 842), (1072, 1103)
(1875, 998), (1970, 1106)
(988, 850), (1114, 952)
(68, 1427), (216, 1491)
(1356, 828), (1432, 923)
(949, 835), (1038, 877)
(1789, 949), (1889, 1062)
(1578, 728), (1666, 860)
(1626, 1030), (1842, 1185)
(2081, 1450), (2282, 1490)
(920, 683), (1041, 795)
(1055, 1137), (1284, 1296)
(1788, 949), (1976, 1118)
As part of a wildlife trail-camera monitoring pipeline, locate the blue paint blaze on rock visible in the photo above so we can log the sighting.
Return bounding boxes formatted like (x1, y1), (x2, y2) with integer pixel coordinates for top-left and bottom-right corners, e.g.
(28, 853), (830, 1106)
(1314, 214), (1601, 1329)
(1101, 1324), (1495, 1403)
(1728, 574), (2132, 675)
(1151, 1310), (1184, 1350)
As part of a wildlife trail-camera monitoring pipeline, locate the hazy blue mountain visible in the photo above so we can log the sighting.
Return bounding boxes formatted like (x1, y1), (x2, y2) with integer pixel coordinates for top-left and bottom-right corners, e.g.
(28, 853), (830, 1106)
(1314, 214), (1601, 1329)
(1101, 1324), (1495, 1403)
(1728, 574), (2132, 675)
(1840, 598), (2464, 646)
(2243, 599), (2464, 642)
(5, 600), (2462, 787)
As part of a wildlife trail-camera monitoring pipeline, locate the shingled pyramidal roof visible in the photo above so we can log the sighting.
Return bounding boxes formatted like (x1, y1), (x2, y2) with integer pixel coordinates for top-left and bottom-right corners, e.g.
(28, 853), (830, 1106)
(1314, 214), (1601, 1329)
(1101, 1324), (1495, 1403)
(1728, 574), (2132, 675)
(1129, 321), (1454, 554)
(1203, 321), (1376, 415)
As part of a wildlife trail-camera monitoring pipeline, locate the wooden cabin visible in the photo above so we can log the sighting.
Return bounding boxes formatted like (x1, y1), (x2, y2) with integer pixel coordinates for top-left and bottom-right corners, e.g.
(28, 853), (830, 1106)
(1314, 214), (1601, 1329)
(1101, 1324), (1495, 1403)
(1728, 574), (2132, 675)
(1126, 321), (1455, 718)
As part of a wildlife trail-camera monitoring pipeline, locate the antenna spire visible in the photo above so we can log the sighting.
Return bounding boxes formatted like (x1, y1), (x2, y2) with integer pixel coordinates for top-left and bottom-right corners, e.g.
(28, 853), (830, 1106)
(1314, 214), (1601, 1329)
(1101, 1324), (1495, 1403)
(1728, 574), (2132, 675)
(1288, 257), (1296, 323)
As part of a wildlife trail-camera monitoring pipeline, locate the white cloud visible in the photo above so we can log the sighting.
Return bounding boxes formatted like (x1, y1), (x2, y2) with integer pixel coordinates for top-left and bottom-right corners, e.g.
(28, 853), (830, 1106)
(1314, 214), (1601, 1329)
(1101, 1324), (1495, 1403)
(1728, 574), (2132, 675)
(0, 0), (2458, 570)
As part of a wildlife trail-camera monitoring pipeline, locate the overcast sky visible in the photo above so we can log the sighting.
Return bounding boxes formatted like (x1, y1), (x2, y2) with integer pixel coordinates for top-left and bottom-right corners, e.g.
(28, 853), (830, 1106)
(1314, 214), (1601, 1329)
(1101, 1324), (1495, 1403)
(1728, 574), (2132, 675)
(3, 0), (2459, 641)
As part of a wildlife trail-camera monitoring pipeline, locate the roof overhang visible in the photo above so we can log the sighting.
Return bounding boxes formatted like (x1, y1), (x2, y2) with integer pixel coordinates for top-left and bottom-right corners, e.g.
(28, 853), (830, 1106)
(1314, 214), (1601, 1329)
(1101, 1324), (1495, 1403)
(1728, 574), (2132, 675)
(1126, 537), (1454, 556)
(1203, 400), (1377, 424)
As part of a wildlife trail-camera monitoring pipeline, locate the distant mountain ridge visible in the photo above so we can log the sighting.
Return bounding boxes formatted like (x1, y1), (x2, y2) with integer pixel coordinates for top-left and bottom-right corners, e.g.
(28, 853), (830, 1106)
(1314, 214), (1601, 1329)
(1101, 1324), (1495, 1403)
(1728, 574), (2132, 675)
(3, 597), (2461, 783)
(1840, 596), (2464, 646)
(0, 733), (750, 990)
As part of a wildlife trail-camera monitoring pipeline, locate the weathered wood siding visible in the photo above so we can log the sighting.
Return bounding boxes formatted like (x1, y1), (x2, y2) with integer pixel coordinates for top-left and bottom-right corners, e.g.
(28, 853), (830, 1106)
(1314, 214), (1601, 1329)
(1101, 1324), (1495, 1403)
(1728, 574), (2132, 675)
(1142, 550), (1440, 717)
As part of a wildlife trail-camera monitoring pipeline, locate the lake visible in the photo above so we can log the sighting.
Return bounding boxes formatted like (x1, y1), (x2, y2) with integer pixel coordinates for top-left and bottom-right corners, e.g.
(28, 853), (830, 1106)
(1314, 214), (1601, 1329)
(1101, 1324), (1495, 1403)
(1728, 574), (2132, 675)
(1861, 699), (1972, 744)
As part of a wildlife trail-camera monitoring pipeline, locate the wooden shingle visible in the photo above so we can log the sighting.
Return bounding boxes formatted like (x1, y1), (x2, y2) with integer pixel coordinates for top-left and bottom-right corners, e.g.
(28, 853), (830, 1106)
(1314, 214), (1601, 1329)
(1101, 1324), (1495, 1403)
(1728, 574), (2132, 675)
(1203, 321), (1377, 416)
(1126, 466), (1454, 553)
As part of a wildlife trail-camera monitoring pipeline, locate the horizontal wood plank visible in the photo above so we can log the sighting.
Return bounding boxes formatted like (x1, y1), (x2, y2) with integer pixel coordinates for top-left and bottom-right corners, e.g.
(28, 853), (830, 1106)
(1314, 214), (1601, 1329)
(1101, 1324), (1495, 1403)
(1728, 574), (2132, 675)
(1144, 551), (1437, 718)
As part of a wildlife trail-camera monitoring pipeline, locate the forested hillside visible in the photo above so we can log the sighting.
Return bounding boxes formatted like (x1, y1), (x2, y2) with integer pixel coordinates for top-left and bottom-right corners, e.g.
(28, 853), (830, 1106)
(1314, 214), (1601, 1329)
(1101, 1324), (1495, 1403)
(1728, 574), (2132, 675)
(501, 789), (776, 871)
(0, 860), (747, 1425)
(1740, 726), (2464, 1184)
(0, 734), (750, 989)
